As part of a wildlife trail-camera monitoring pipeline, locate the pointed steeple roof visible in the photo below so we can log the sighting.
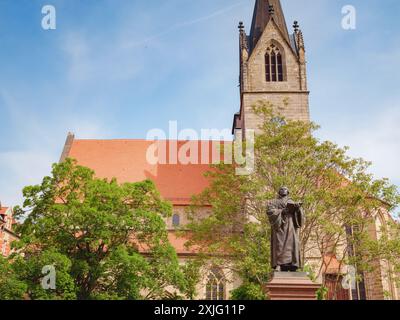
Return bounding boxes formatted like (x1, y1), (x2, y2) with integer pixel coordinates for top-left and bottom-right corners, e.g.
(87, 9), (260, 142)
(249, 0), (290, 52)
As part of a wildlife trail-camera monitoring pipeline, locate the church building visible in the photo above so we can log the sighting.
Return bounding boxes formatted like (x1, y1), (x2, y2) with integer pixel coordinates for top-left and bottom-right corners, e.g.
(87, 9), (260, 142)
(59, 0), (399, 300)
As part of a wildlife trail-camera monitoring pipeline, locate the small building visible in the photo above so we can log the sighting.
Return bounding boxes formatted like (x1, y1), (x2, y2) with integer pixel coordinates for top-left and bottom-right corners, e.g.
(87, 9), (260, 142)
(0, 203), (18, 257)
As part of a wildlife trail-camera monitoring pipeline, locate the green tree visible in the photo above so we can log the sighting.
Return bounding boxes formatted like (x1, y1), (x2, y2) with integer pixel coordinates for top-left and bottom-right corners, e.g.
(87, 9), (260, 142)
(187, 102), (400, 299)
(180, 259), (202, 300)
(230, 282), (266, 300)
(10, 158), (191, 300)
(11, 249), (76, 300)
(0, 255), (27, 300)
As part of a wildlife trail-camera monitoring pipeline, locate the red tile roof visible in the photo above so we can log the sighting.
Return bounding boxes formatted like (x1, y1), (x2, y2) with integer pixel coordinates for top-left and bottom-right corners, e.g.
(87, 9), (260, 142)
(66, 139), (228, 205)
(62, 137), (231, 255)
(0, 207), (8, 215)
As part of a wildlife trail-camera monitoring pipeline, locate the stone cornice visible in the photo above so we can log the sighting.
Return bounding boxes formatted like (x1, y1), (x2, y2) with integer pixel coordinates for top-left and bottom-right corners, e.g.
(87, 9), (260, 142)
(242, 90), (310, 94)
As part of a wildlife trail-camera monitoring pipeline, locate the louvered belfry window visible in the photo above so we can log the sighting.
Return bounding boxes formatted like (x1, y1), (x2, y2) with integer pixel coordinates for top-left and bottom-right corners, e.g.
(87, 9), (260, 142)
(265, 44), (284, 82)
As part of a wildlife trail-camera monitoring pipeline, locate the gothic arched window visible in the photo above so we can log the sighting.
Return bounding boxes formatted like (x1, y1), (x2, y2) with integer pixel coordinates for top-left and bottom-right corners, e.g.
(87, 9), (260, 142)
(265, 44), (284, 82)
(172, 214), (180, 227)
(206, 268), (225, 300)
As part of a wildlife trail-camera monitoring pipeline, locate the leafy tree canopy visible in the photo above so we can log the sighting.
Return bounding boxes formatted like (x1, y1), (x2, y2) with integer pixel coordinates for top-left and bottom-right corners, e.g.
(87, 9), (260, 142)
(5, 158), (193, 300)
(187, 102), (400, 297)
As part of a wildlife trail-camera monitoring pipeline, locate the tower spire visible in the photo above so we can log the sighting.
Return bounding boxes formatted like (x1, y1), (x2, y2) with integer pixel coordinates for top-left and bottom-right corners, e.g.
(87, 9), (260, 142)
(249, 0), (290, 52)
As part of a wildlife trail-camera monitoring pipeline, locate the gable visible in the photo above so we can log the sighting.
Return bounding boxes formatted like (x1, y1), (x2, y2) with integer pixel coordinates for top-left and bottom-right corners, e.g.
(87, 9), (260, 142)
(249, 18), (297, 63)
(247, 19), (301, 92)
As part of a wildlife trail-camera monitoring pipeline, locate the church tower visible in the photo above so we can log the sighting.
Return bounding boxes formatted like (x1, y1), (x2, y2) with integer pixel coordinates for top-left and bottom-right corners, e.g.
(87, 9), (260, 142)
(233, 0), (310, 138)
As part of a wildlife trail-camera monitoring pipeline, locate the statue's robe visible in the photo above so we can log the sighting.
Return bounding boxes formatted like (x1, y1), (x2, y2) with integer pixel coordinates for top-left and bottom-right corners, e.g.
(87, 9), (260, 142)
(267, 196), (304, 269)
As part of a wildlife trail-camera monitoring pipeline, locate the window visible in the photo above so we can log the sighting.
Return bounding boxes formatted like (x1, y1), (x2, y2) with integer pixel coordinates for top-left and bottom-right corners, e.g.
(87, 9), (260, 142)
(206, 268), (225, 300)
(265, 44), (284, 82)
(172, 214), (180, 227)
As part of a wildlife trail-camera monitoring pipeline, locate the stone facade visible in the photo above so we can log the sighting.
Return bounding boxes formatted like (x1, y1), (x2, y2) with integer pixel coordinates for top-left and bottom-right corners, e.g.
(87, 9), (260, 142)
(234, 1), (309, 139)
(162, 205), (241, 300)
(364, 209), (400, 300)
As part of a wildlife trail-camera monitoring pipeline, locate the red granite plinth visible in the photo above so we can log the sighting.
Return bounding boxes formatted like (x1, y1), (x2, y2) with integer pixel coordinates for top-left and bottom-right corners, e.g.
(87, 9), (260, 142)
(265, 272), (321, 300)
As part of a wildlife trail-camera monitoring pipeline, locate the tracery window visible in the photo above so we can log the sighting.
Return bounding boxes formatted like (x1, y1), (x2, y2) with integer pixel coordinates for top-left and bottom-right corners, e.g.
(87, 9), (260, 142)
(205, 268), (225, 300)
(265, 44), (284, 82)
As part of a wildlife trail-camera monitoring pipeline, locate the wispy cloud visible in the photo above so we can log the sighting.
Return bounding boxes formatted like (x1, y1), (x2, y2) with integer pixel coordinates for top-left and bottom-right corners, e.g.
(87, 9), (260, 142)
(62, 31), (141, 84)
(122, 0), (247, 49)
(0, 150), (55, 206)
(318, 103), (400, 185)
(0, 88), (115, 206)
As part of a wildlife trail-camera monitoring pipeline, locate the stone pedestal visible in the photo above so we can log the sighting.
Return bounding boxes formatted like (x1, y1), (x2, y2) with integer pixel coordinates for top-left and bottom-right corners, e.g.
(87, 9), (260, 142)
(265, 272), (321, 300)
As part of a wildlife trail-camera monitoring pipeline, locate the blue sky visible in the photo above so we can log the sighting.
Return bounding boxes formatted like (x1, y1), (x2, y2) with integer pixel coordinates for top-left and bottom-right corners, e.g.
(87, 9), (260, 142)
(0, 0), (399, 207)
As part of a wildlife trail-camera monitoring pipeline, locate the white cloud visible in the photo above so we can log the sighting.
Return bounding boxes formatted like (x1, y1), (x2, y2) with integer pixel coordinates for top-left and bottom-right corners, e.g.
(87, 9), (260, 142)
(64, 117), (115, 139)
(318, 105), (400, 185)
(0, 150), (55, 207)
(121, 0), (247, 49)
(0, 117), (114, 207)
(62, 33), (91, 83)
(62, 30), (142, 84)
(0, 88), (115, 207)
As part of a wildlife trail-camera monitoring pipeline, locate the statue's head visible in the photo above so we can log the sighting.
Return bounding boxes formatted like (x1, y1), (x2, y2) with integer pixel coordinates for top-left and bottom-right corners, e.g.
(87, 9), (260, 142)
(278, 187), (289, 198)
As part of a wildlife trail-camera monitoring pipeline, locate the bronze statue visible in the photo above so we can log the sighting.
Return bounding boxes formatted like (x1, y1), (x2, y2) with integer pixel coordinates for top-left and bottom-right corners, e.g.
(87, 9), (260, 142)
(267, 187), (304, 272)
